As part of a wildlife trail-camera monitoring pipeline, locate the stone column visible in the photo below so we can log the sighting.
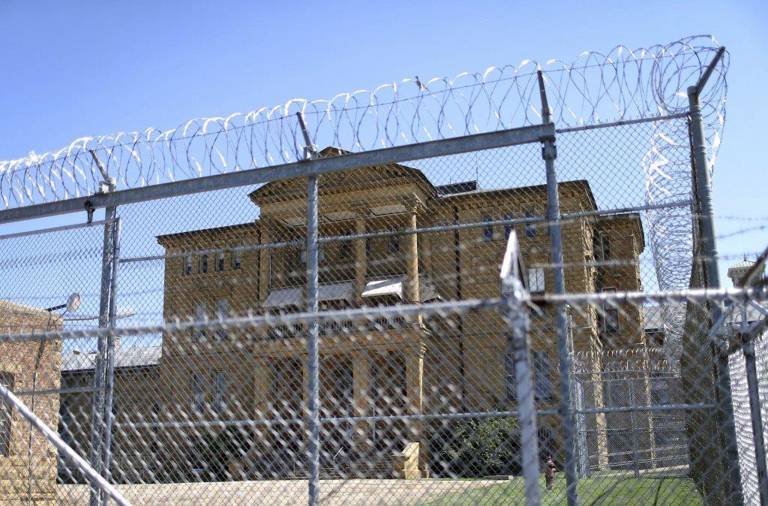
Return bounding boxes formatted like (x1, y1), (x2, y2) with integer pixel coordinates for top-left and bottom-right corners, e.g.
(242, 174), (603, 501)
(259, 221), (271, 304)
(352, 351), (371, 453)
(421, 231), (433, 282)
(253, 356), (270, 417)
(405, 343), (427, 476)
(404, 198), (420, 305)
(353, 205), (367, 305)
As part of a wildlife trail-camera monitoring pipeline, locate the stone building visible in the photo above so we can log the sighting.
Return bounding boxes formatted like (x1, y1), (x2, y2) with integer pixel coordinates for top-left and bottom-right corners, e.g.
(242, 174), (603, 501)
(150, 150), (647, 479)
(0, 301), (63, 503)
(58, 149), (650, 481)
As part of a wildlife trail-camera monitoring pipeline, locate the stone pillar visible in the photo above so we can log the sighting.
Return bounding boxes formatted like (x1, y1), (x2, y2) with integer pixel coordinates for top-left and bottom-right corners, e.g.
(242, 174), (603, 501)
(404, 199), (420, 304)
(253, 356), (270, 417)
(259, 221), (271, 304)
(352, 351), (371, 452)
(353, 206), (367, 305)
(421, 232), (432, 281)
(405, 343), (427, 476)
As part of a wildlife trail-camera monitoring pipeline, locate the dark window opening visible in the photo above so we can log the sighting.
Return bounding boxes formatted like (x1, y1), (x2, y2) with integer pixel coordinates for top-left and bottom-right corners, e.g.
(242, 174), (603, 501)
(482, 216), (494, 241)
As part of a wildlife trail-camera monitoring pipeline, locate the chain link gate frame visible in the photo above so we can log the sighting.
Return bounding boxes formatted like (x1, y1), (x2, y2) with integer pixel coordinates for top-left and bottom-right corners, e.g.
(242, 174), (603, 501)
(0, 36), (765, 505)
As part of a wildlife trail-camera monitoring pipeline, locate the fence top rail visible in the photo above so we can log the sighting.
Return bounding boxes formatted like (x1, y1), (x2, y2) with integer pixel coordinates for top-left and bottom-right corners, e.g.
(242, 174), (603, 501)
(0, 124), (552, 225)
(0, 35), (726, 214)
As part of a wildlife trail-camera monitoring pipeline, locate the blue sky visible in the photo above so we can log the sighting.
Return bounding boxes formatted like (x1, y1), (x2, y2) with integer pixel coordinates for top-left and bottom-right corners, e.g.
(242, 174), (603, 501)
(0, 0), (766, 292)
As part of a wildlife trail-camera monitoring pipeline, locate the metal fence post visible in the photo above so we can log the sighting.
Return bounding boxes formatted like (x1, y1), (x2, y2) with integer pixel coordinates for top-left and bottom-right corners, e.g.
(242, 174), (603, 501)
(740, 250), (768, 506)
(298, 113), (321, 506)
(742, 327), (768, 505)
(538, 70), (578, 505)
(501, 231), (541, 505)
(100, 216), (122, 505)
(687, 46), (743, 504)
(89, 177), (118, 506)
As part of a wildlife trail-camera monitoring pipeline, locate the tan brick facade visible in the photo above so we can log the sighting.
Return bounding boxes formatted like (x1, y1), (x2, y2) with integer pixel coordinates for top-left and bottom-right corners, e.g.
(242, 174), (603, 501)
(59, 153), (649, 481)
(0, 301), (62, 504)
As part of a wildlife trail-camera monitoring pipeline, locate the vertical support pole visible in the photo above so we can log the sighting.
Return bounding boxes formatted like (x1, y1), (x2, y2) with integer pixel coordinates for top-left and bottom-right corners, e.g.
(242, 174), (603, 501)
(298, 112), (320, 506)
(743, 331), (768, 506)
(628, 379), (640, 478)
(89, 178), (118, 506)
(688, 77), (743, 504)
(538, 70), (578, 506)
(306, 173), (320, 506)
(501, 231), (540, 505)
(100, 217), (121, 505)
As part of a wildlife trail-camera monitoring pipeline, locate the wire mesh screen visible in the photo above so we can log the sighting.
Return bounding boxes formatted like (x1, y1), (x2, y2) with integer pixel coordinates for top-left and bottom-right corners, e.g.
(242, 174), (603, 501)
(2, 36), (768, 506)
(729, 301), (768, 506)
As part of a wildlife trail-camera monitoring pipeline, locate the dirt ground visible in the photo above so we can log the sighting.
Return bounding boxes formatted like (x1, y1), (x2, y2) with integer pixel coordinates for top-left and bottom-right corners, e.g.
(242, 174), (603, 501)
(57, 478), (505, 505)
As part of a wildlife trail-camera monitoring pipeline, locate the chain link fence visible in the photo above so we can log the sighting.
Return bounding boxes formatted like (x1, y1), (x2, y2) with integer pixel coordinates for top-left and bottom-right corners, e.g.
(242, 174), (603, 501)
(1, 36), (767, 505)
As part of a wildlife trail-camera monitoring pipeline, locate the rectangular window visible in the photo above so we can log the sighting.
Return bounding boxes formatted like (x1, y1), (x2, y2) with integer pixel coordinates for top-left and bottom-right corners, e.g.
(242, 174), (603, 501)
(594, 232), (611, 262)
(216, 252), (225, 272)
(184, 256), (193, 276)
(528, 268), (545, 293)
(232, 249), (242, 269)
(214, 372), (227, 414)
(0, 372), (14, 456)
(524, 211), (537, 238)
(600, 234), (611, 260)
(340, 240), (352, 260)
(533, 351), (553, 400)
(482, 216), (494, 241)
(505, 347), (516, 401)
(192, 373), (205, 413)
(199, 254), (208, 274)
(599, 288), (619, 335)
(216, 298), (229, 317)
(215, 299), (229, 340)
(194, 302), (207, 340)
(389, 233), (401, 254)
(604, 307), (620, 334)
(504, 214), (514, 240)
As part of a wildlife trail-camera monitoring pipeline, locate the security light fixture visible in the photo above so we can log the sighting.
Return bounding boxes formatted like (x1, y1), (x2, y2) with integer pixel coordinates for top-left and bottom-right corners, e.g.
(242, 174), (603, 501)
(45, 292), (82, 313)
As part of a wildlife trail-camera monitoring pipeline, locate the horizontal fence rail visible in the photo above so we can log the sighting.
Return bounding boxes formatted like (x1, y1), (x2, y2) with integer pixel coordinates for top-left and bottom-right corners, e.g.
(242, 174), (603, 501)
(2, 34), (767, 506)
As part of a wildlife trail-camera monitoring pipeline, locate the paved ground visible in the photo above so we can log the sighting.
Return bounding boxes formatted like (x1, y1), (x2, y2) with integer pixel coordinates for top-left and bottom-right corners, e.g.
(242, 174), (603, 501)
(57, 479), (505, 505)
